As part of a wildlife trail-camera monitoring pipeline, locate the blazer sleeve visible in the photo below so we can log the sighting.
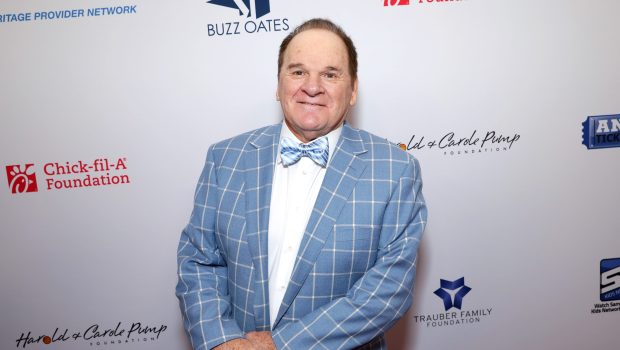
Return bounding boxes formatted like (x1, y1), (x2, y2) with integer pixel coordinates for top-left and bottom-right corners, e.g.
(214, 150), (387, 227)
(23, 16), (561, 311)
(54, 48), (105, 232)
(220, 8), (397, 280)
(272, 156), (428, 350)
(176, 146), (245, 350)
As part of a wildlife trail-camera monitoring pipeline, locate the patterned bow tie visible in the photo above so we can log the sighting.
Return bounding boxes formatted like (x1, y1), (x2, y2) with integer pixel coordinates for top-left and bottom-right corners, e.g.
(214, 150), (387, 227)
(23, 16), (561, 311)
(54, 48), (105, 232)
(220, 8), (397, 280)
(280, 137), (329, 168)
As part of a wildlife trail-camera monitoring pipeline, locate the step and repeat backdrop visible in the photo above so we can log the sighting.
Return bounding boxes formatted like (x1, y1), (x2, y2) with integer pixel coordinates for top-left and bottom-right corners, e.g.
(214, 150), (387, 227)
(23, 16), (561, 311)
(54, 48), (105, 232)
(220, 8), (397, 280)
(2, 0), (619, 349)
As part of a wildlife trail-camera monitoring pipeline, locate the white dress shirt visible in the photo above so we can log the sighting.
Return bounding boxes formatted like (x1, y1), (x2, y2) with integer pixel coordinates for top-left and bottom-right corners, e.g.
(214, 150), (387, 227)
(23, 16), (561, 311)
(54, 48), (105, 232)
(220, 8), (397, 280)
(267, 122), (342, 327)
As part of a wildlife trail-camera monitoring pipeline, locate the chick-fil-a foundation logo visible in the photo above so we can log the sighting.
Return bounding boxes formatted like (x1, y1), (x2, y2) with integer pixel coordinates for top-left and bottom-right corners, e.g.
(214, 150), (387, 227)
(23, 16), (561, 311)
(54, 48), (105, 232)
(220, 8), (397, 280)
(5, 157), (130, 194)
(5, 164), (38, 193)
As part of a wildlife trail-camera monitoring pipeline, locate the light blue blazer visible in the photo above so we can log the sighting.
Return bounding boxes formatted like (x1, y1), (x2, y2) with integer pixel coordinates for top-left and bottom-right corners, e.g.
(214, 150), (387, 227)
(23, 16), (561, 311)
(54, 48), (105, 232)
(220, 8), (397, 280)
(177, 123), (427, 350)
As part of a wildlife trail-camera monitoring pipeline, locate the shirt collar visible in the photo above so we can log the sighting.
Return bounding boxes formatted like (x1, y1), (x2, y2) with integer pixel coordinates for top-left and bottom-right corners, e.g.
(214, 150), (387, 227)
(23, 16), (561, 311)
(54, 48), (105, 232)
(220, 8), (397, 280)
(278, 121), (343, 166)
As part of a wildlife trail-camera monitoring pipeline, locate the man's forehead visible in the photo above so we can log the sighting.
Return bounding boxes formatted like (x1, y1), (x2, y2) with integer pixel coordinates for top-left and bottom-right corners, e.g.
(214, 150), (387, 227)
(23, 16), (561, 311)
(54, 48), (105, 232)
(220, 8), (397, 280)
(284, 29), (347, 56)
(282, 29), (349, 67)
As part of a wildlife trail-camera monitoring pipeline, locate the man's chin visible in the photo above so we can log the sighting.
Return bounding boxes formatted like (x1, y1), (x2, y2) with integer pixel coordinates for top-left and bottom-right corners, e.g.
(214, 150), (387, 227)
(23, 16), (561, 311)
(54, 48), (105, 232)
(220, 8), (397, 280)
(288, 126), (328, 143)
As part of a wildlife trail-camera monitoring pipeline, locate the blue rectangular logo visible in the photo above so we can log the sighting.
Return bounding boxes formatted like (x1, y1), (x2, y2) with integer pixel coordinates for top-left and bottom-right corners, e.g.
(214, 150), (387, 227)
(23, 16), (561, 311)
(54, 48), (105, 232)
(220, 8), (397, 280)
(600, 258), (620, 301)
(582, 114), (620, 149)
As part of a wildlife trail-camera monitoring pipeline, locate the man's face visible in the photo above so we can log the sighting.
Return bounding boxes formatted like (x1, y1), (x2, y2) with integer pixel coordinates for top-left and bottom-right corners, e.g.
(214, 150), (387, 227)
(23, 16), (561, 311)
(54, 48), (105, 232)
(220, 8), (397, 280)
(277, 29), (358, 143)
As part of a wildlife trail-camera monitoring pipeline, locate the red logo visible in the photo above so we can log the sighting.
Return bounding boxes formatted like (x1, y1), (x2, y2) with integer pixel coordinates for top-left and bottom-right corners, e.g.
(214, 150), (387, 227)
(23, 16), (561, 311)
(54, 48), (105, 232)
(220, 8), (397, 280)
(6, 164), (38, 194)
(384, 0), (410, 6)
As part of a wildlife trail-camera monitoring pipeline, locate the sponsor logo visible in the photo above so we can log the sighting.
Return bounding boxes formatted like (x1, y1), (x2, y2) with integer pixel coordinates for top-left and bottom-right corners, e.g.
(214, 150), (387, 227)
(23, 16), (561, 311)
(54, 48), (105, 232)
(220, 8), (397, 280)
(205, 0), (289, 37)
(397, 129), (521, 157)
(15, 321), (167, 349)
(5, 157), (130, 194)
(590, 258), (620, 314)
(0, 5), (137, 24)
(413, 277), (493, 328)
(5, 164), (38, 194)
(434, 277), (471, 311)
(601, 258), (620, 301)
(384, 0), (463, 7)
(208, 0), (271, 19)
(384, 0), (410, 6)
(582, 114), (620, 150)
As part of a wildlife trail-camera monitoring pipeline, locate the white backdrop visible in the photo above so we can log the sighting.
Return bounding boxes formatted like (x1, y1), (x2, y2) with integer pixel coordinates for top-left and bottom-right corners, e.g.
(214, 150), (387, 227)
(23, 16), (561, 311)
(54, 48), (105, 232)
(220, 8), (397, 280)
(2, 0), (619, 349)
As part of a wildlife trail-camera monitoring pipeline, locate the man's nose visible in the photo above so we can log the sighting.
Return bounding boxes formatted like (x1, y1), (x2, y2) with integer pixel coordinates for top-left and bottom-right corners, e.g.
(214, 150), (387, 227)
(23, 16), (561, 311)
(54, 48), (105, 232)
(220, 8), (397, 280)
(301, 74), (324, 96)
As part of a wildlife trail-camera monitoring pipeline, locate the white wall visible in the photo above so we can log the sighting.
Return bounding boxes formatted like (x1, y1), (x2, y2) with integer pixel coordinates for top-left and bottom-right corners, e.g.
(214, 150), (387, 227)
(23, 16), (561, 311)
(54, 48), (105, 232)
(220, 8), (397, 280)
(2, 1), (619, 349)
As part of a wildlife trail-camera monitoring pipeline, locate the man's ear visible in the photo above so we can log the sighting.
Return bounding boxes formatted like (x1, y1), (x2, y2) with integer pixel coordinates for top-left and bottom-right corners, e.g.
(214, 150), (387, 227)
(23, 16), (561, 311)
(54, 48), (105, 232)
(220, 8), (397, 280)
(349, 79), (359, 106)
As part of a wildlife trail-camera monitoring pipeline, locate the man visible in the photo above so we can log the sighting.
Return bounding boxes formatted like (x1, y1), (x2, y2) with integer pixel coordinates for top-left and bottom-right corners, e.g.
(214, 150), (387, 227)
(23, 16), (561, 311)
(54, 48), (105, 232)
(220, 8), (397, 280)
(177, 18), (427, 350)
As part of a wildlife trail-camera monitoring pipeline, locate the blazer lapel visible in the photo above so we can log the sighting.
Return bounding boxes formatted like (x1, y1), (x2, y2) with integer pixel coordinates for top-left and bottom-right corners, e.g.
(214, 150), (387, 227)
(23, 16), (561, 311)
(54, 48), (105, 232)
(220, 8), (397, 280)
(245, 124), (280, 330)
(273, 123), (368, 328)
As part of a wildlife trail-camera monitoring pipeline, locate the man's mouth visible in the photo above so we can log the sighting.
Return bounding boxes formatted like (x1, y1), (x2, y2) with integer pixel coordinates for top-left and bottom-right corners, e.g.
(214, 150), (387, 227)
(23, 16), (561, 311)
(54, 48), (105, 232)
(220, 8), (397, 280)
(298, 101), (326, 107)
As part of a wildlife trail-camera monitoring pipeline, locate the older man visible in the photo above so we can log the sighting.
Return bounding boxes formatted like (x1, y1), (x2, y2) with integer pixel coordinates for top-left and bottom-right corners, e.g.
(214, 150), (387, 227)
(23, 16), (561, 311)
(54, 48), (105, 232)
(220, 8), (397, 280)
(177, 18), (427, 350)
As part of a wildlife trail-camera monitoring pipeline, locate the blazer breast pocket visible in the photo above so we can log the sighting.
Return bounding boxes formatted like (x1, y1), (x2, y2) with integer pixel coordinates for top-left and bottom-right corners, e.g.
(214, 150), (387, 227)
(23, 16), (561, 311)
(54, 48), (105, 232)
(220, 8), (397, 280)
(333, 226), (374, 241)
(325, 226), (379, 275)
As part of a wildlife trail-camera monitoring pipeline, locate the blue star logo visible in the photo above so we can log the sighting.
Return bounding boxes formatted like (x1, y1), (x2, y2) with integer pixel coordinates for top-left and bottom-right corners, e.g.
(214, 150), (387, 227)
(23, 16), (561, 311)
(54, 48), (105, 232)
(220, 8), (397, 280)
(207, 0), (271, 19)
(434, 277), (472, 311)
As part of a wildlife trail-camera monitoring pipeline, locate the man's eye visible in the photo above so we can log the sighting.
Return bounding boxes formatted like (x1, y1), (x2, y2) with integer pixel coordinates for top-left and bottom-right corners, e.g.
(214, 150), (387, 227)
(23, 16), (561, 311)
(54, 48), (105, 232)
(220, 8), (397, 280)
(323, 72), (338, 79)
(292, 70), (304, 76)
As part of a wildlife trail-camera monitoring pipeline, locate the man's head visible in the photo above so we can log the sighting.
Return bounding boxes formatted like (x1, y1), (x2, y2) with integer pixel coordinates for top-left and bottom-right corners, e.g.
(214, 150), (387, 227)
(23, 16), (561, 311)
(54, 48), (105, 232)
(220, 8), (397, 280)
(276, 19), (358, 143)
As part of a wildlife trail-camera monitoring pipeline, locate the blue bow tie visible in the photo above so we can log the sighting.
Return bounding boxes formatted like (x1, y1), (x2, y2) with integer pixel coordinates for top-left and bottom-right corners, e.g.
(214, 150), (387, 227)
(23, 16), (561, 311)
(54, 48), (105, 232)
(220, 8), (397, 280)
(280, 137), (329, 168)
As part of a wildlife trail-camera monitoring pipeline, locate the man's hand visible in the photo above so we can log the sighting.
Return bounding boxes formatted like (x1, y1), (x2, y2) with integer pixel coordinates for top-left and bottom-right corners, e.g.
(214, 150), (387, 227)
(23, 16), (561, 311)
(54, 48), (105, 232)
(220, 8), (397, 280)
(211, 332), (275, 350)
(246, 331), (276, 350)
(213, 338), (257, 350)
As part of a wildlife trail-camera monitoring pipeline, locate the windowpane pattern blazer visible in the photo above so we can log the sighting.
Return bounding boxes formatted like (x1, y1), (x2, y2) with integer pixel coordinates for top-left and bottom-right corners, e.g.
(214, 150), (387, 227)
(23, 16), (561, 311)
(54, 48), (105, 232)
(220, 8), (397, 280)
(177, 123), (427, 350)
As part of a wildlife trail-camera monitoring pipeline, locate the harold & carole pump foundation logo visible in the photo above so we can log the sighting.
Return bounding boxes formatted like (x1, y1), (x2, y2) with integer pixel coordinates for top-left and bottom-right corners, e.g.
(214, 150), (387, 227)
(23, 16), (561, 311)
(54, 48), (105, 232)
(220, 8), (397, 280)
(15, 321), (167, 349)
(5, 157), (130, 194)
(397, 129), (521, 157)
